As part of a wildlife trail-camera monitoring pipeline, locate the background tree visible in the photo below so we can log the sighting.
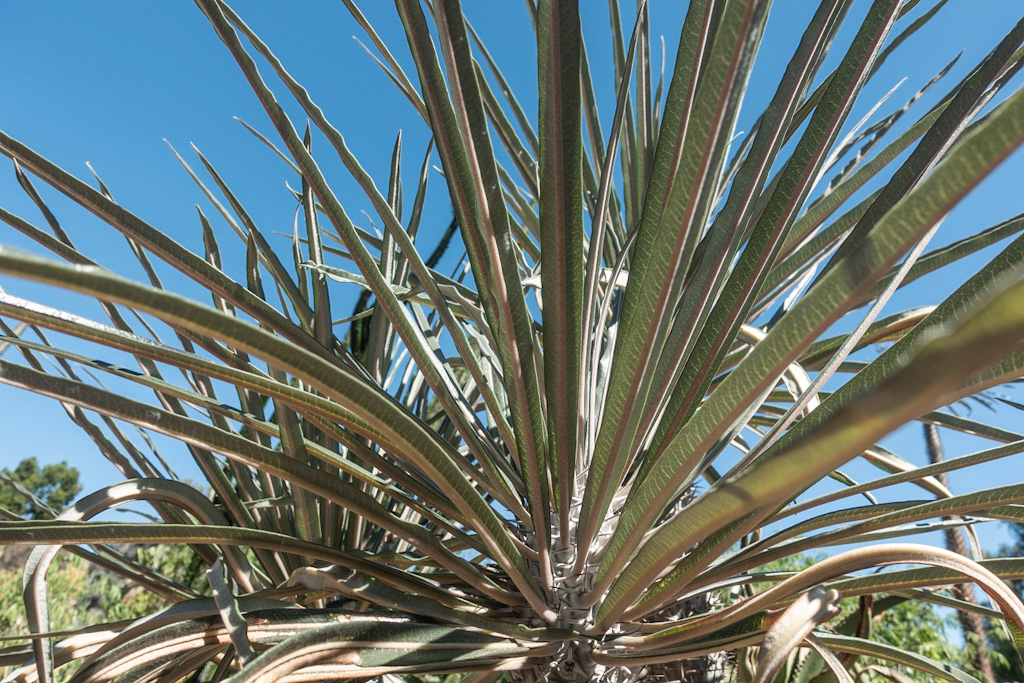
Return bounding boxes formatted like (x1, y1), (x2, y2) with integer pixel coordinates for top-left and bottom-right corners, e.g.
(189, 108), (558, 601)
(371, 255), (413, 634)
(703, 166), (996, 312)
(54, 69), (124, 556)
(0, 457), (81, 520)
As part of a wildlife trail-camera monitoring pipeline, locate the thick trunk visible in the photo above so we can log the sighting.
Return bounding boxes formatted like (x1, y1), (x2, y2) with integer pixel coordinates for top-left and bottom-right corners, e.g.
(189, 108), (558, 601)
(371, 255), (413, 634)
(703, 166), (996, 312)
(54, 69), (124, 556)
(923, 424), (996, 683)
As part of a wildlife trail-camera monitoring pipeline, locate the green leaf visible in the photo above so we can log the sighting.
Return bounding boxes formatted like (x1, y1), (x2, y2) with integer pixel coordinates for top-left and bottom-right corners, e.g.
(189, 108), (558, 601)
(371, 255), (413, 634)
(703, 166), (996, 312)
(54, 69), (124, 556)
(822, 15), (1024, 273)
(611, 271), (1024, 624)
(219, 615), (553, 682)
(594, 0), (906, 604)
(0, 131), (333, 364)
(632, 0), (854, 486)
(537, 0), (584, 542)
(577, 0), (772, 572)
(0, 246), (539, 611)
(198, 0), (527, 523)
(0, 361), (503, 594)
(391, 0), (551, 573)
(596, 79), (1024, 618)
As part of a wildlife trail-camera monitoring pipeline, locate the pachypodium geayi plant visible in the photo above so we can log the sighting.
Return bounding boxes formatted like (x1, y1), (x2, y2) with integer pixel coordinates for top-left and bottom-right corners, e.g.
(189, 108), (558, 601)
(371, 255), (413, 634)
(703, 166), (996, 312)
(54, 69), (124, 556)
(2, 1), (1024, 682)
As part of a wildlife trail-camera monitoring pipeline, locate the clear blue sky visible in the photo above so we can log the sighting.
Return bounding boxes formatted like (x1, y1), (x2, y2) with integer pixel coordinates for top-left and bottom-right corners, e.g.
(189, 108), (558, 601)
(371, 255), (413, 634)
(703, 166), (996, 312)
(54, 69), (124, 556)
(1, 2), (1023, 550)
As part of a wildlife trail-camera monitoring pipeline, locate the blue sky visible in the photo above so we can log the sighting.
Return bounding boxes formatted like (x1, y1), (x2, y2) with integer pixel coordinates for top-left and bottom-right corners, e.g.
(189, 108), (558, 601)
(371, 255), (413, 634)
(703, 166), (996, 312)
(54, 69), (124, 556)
(1, 2), (1024, 550)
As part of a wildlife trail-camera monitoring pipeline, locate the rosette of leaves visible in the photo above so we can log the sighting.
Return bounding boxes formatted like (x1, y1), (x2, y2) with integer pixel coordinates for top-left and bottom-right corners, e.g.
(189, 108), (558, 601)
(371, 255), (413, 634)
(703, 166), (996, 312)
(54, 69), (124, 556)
(2, 1), (1024, 682)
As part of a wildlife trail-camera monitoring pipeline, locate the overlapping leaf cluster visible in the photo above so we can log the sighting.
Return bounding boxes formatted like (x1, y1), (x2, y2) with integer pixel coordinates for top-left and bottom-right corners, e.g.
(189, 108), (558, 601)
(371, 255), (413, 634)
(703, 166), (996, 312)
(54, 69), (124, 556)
(2, 1), (1024, 682)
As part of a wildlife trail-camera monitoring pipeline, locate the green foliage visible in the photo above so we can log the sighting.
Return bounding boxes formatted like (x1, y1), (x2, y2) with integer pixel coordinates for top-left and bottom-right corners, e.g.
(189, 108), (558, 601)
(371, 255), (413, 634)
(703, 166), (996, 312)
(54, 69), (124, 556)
(0, 545), (205, 636)
(0, 457), (81, 519)
(0, 553), (94, 683)
(0, 554), (89, 642)
(0, 544), (205, 682)
(1, 2), (1024, 682)
(868, 600), (975, 683)
(986, 618), (1024, 683)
